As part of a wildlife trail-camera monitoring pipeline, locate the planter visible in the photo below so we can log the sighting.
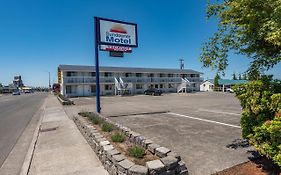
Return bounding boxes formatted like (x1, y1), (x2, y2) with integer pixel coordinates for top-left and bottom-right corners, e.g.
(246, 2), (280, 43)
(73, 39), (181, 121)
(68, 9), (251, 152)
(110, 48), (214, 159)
(73, 113), (188, 175)
(57, 94), (74, 105)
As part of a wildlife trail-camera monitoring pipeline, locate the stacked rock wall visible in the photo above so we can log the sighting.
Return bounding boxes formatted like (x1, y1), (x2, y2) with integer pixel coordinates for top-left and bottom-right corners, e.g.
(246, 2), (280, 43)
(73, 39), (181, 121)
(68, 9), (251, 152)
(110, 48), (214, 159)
(74, 114), (188, 175)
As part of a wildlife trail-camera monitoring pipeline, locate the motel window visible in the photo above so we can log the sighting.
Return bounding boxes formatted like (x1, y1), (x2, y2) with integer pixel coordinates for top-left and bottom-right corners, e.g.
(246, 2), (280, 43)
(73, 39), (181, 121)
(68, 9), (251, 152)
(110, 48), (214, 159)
(136, 84), (143, 89)
(66, 71), (77, 77)
(104, 72), (113, 77)
(168, 74), (173, 77)
(66, 85), (72, 94)
(125, 73), (133, 77)
(191, 74), (199, 78)
(168, 84), (174, 88)
(160, 84), (165, 88)
(155, 84), (159, 88)
(160, 73), (166, 77)
(136, 73), (142, 77)
(182, 74), (187, 78)
(148, 73), (154, 77)
(91, 72), (96, 77)
(105, 85), (112, 90)
(91, 85), (96, 93)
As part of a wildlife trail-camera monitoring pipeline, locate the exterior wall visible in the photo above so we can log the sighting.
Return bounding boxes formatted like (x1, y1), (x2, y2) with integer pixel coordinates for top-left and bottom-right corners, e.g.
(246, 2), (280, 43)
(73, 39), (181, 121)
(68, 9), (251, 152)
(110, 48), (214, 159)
(200, 81), (214, 92)
(60, 68), (202, 97)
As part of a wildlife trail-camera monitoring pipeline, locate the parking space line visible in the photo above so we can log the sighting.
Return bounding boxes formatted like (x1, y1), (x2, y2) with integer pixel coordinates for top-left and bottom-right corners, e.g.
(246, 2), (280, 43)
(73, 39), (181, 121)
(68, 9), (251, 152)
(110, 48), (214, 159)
(198, 108), (241, 116)
(167, 112), (241, 129)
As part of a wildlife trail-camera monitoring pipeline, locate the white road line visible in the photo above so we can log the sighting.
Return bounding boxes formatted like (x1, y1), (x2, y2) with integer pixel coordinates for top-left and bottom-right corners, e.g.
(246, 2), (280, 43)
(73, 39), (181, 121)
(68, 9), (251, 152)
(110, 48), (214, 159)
(167, 112), (241, 129)
(198, 108), (241, 116)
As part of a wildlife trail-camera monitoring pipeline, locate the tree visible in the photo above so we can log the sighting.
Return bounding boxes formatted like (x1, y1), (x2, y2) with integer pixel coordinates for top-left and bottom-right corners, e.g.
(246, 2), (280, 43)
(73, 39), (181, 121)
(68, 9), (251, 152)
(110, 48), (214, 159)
(238, 73), (242, 80)
(232, 72), (237, 80)
(214, 73), (220, 90)
(242, 73), (247, 80)
(0, 83), (2, 87)
(200, 0), (281, 77)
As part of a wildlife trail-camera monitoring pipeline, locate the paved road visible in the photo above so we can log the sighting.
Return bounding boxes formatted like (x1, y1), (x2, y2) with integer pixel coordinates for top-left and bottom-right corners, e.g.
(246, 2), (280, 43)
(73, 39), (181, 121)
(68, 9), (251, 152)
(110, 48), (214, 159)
(0, 93), (47, 167)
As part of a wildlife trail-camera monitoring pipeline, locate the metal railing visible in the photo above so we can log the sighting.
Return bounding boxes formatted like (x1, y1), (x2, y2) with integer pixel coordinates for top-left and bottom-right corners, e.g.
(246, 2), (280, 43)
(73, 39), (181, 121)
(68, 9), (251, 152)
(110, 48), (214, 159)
(63, 76), (201, 84)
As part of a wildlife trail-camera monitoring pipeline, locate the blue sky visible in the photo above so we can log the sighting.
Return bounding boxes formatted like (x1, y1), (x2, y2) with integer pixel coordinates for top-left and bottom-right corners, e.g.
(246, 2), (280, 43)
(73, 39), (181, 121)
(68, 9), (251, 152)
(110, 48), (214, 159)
(0, 0), (280, 87)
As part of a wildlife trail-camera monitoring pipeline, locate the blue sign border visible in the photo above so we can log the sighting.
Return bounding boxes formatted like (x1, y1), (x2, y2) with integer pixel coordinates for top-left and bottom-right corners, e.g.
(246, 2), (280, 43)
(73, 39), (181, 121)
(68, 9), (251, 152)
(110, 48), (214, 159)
(96, 17), (138, 48)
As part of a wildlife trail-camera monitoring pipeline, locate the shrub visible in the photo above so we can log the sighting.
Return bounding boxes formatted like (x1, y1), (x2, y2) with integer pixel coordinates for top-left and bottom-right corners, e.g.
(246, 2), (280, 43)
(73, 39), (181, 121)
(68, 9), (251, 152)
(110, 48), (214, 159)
(79, 112), (91, 118)
(234, 77), (281, 166)
(111, 132), (126, 142)
(128, 146), (145, 158)
(102, 123), (114, 132)
(91, 116), (102, 125)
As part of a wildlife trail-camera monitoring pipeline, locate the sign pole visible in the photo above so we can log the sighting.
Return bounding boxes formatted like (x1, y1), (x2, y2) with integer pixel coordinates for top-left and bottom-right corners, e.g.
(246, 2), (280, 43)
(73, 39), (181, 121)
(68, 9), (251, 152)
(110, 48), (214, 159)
(94, 17), (101, 113)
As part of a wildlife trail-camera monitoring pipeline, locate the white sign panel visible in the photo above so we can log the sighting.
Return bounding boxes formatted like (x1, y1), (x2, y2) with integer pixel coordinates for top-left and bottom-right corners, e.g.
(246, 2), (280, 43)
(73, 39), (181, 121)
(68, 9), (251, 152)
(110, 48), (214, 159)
(100, 45), (132, 52)
(98, 18), (138, 47)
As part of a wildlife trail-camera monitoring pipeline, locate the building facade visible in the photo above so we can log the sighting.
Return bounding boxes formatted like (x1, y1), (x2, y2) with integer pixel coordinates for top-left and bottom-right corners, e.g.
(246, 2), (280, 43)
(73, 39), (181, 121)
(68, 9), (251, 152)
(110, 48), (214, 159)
(200, 79), (248, 92)
(58, 65), (203, 97)
(13, 75), (24, 88)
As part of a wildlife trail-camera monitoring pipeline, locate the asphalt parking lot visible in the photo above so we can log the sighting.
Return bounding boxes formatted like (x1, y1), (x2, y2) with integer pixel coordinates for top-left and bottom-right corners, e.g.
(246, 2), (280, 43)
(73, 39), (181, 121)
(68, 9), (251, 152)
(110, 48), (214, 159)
(65, 92), (254, 175)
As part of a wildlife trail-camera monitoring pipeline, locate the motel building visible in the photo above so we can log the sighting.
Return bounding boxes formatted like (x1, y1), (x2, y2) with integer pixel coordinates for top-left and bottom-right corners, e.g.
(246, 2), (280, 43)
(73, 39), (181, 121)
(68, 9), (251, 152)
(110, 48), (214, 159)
(58, 65), (203, 97)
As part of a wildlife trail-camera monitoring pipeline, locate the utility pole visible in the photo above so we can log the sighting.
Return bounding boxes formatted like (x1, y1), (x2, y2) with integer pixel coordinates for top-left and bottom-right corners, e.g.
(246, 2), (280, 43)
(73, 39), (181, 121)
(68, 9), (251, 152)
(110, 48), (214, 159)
(49, 72), (51, 88)
(179, 59), (184, 69)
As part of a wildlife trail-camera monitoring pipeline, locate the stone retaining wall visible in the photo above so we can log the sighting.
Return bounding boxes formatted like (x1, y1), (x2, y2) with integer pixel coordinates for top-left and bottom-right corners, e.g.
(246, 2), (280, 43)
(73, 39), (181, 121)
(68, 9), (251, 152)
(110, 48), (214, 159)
(74, 114), (188, 175)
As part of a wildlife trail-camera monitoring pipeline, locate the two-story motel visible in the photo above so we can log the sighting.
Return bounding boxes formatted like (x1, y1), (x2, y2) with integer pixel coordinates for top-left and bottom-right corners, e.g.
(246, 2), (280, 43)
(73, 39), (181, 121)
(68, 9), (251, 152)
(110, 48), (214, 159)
(58, 65), (203, 97)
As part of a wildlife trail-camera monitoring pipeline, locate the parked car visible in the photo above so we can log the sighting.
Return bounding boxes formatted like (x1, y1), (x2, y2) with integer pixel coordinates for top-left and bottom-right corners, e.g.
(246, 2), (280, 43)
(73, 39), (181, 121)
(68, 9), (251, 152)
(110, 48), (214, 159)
(226, 88), (234, 93)
(12, 91), (20, 95)
(144, 88), (163, 96)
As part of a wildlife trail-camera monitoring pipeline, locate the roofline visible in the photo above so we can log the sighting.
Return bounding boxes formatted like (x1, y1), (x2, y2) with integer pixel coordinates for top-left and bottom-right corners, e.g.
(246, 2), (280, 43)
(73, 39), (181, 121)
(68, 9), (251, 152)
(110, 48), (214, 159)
(58, 64), (203, 74)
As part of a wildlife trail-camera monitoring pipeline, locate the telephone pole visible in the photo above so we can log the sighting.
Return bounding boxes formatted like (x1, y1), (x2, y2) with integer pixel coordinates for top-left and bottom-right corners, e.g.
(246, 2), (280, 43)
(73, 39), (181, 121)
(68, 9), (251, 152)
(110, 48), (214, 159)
(179, 59), (184, 69)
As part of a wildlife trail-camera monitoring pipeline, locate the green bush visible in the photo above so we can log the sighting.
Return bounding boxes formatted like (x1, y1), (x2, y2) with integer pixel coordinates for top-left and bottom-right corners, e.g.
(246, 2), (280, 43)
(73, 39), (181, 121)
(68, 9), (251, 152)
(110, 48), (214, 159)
(79, 112), (91, 118)
(111, 132), (126, 142)
(234, 77), (281, 166)
(91, 116), (102, 125)
(102, 123), (114, 132)
(128, 146), (145, 158)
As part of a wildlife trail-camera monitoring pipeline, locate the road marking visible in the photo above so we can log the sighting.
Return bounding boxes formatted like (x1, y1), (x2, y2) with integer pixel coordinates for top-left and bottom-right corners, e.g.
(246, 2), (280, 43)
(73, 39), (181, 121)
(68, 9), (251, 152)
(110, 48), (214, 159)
(167, 112), (241, 129)
(198, 108), (241, 116)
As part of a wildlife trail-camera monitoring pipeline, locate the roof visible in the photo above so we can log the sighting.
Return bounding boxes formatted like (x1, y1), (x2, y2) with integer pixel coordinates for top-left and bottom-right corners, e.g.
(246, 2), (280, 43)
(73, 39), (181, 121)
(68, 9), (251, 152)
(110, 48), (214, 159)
(206, 79), (248, 85)
(58, 65), (203, 74)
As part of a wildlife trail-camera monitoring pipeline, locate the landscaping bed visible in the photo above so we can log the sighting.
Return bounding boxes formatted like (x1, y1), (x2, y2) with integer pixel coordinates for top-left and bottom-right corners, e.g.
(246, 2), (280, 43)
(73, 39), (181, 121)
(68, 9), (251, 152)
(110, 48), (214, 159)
(213, 156), (281, 175)
(74, 112), (188, 175)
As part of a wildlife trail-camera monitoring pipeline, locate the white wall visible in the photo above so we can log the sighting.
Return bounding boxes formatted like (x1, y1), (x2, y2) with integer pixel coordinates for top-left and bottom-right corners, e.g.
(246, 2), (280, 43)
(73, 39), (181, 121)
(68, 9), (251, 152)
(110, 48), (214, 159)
(200, 81), (214, 92)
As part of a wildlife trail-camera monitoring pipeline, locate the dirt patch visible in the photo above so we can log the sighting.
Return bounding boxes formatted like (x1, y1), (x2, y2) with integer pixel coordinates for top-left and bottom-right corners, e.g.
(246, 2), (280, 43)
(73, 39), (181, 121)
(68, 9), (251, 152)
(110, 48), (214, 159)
(86, 117), (158, 166)
(213, 157), (281, 175)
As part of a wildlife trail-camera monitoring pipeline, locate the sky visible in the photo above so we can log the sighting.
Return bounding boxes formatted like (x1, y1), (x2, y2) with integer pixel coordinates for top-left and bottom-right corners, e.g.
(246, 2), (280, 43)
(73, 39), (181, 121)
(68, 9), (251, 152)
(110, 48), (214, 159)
(0, 0), (280, 87)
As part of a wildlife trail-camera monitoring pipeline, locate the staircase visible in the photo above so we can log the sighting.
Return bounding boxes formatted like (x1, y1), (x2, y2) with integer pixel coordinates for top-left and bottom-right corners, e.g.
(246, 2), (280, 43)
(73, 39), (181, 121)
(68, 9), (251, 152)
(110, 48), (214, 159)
(114, 77), (133, 95)
(177, 78), (190, 93)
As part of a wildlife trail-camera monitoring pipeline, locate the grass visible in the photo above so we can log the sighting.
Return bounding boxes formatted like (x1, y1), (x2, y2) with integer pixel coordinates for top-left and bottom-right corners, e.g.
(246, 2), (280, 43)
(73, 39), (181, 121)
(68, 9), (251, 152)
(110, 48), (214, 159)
(111, 132), (126, 142)
(128, 146), (146, 158)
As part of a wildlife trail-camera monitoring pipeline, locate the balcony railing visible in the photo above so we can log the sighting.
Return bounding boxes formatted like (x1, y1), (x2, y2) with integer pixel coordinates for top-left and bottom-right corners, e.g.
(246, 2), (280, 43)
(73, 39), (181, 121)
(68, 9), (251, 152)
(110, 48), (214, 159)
(63, 76), (202, 84)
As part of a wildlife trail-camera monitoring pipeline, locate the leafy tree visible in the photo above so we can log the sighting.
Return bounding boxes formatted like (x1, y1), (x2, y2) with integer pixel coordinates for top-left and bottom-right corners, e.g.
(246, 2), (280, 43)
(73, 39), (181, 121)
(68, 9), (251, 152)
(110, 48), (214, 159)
(0, 83), (2, 87)
(232, 72), (237, 80)
(200, 0), (281, 77)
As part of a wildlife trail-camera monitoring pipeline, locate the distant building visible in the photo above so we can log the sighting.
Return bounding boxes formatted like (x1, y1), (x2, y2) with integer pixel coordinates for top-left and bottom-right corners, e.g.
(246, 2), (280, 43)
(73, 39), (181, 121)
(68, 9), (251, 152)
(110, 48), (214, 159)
(13, 75), (24, 88)
(200, 79), (248, 92)
(58, 65), (203, 97)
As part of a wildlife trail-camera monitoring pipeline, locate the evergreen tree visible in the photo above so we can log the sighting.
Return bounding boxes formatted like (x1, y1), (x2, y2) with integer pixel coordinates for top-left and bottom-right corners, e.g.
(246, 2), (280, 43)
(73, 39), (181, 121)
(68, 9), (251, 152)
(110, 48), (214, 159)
(214, 74), (220, 91)
(232, 73), (237, 80)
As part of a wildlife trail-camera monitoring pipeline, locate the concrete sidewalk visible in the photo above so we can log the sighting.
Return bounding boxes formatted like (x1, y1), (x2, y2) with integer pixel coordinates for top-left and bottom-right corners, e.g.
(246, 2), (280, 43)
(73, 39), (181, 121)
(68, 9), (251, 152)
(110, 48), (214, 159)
(28, 95), (108, 175)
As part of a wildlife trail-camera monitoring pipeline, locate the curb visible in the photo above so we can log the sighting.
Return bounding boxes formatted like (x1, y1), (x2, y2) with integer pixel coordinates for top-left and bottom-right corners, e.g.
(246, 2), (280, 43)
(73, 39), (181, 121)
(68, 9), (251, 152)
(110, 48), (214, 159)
(19, 101), (46, 175)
